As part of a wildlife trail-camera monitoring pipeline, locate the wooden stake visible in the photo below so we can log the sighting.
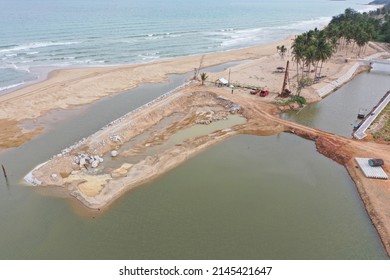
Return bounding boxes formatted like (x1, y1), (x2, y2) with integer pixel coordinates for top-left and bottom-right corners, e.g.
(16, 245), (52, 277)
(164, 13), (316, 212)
(2, 164), (7, 179)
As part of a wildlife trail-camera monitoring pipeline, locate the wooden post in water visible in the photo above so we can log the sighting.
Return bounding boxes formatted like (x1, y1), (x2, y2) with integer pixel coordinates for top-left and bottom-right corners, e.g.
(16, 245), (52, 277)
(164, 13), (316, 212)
(2, 164), (10, 190)
(2, 164), (7, 180)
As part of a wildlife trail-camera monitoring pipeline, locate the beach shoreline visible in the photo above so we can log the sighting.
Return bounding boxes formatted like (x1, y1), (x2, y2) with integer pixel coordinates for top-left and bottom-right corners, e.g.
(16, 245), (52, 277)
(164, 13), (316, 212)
(1, 35), (387, 151)
(0, 36), (294, 150)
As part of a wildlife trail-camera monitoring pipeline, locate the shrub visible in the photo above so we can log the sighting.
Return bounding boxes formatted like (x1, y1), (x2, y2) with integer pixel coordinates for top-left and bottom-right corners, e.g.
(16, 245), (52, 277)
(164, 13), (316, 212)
(291, 95), (307, 106)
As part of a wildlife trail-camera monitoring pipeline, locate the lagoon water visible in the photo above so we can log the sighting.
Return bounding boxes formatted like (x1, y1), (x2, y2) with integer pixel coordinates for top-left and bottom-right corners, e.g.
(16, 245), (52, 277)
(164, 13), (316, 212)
(0, 71), (388, 259)
(0, 0), (380, 92)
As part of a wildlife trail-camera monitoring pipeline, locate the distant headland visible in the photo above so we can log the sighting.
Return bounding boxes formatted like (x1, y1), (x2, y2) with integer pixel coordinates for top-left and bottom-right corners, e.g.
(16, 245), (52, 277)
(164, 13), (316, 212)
(369, 0), (390, 5)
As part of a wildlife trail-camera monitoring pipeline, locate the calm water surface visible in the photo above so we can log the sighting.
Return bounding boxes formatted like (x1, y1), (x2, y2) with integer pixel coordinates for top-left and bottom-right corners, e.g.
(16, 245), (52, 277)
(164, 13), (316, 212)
(282, 72), (390, 137)
(0, 71), (388, 259)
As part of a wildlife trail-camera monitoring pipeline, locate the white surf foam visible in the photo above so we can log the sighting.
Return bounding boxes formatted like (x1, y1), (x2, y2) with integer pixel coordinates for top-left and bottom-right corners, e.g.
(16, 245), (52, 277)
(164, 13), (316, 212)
(0, 41), (80, 54)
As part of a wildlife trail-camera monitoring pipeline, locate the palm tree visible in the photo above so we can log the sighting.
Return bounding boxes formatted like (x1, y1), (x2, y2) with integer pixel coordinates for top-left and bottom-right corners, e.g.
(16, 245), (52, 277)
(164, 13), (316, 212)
(200, 72), (208, 85)
(291, 35), (305, 83)
(289, 7), (386, 93)
(304, 45), (316, 76)
(315, 38), (333, 78)
(355, 30), (369, 56)
(276, 45), (288, 60)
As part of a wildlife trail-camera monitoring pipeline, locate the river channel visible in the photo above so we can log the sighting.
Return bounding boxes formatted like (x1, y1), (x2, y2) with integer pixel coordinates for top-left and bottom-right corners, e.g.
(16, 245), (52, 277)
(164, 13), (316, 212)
(0, 68), (388, 259)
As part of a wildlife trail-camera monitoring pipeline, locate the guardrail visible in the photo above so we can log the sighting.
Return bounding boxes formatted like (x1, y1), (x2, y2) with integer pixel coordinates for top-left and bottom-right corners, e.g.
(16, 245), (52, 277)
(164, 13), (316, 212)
(316, 52), (389, 98)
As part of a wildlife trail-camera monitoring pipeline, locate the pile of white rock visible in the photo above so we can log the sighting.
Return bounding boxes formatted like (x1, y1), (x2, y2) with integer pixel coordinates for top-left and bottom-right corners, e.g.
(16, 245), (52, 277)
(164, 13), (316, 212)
(74, 153), (104, 169)
(228, 104), (241, 114)
(215, 97), (241, 114)
(110, 134), (122, 143)
(195, 110), (228, 125)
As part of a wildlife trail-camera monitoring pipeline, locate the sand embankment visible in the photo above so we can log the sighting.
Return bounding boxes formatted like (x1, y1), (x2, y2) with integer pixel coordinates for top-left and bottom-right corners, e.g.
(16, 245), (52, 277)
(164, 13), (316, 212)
(25, 83), (284, 208)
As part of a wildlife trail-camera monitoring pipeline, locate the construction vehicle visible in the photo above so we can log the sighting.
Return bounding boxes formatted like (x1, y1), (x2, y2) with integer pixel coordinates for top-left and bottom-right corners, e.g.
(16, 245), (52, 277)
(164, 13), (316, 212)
(259, 90), (269, 97)
(250, 89), (269, 97)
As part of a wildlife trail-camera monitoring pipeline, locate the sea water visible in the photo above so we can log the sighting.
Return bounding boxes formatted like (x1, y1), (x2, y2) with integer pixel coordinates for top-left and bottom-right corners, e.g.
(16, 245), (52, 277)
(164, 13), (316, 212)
(0, 0), (380, 93)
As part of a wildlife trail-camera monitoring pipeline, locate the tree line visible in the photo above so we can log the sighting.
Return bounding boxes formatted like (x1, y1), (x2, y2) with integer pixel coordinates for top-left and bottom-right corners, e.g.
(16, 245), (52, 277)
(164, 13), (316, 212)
(369, 4), (390, 42)
(291, 6), (389, 94)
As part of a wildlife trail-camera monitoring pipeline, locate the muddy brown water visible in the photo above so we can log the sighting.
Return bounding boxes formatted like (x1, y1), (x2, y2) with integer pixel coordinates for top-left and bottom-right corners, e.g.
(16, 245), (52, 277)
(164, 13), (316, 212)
(0, 68), (388, 259)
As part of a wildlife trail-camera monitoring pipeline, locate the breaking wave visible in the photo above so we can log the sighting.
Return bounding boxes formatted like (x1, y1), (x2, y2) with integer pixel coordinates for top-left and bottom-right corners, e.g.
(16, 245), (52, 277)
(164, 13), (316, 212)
(0, 41), (80, 53)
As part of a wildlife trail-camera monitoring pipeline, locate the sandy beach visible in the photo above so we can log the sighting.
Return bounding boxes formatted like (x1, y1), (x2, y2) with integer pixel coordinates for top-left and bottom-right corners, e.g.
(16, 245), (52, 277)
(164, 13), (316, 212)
(1, 36), (390, 256)
(0, 36), (385, 148)
(0, 37), (296, 147)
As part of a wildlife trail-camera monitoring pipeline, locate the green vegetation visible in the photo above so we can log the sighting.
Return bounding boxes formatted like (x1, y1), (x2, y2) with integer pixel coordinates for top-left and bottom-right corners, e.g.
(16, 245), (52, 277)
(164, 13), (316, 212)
(291, 28), (333, 86)
(273, 96), (307, 107)
(231, 83), (268, 90)
(290, 95), (307, 106)
(369, 5), (390, 42)
(292, 8), (379, 75)
(290, 6), (390, 94)
(372, 104), (390, 141)
(276, 45), (287, 60)
(200, 72), (208, 85)
(327, 8), (379, 55)
(296, 76), (313, 97)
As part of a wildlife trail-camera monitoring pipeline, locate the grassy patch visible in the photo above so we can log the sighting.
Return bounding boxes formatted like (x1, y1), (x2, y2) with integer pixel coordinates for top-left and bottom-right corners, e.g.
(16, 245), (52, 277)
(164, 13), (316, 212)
(273, 95), (307, 107)
(372, 104), (390, 142)
(231, 83), (268, 90)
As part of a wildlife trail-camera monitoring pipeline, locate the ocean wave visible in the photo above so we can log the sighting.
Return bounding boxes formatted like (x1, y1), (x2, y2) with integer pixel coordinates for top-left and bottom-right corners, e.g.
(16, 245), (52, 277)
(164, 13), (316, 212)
(219, 17), (332, 48)
(219, 27), (269, 48)
(219, 28), (234, 32)
(0, 44), (17, 50)
(0, 82), (25, 92)
(137, 52), (161, 60)
(139, 31), (193, 39)
(274, 17), (331, 31)
(0, 41), (80, 54)
(144, 32), (180, 40)
(146, 31), (187, 37)
(15, 65), (31, 73)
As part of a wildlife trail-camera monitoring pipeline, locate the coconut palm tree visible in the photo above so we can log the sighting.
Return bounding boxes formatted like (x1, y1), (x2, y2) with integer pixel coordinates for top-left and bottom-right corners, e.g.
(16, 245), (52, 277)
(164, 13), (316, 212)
(355, 30), (370, 56)
(291, 35), (306, 83)
(304, 45), (316, 76)
(315, 37), (334, 78)
(200, 72), (208, 85)
(276, 45), (288, 60)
